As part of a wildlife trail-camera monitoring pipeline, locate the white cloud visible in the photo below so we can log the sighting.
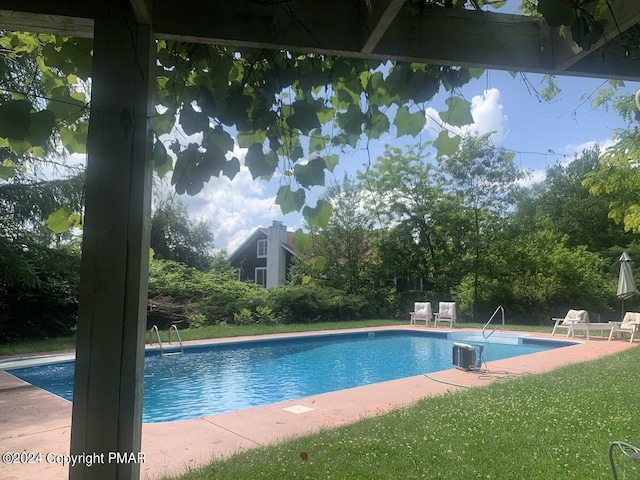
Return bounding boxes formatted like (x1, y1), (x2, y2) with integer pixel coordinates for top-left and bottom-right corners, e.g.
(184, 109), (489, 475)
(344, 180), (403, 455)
(517, 169), (546, 188)
(469, 89), (509, 142)
(174, 145), (299, 252)
(516, 136), (618, 187)
(425, 88), (509, 144)
(562, 137), (617, 160)
(39, 152), (86, 180)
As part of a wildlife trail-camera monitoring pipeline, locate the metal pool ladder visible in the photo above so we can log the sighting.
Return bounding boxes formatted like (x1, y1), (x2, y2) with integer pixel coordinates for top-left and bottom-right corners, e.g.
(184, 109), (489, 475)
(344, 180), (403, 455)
(482, 305), (505, 339)
(166, 324), (184, 355)
(148, 324), (184, 356)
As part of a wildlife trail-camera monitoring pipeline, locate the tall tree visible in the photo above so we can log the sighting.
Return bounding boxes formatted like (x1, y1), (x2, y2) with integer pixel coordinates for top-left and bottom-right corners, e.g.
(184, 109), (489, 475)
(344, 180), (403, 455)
(438, 135), (524, 320)
(359, 144), (447, 291)
(314, 174), (373, 294)
(517, 147), (633, 252)
(584, 129), (640, 234)
(0, 32), (87, 284)
(150, 195), (214, 270)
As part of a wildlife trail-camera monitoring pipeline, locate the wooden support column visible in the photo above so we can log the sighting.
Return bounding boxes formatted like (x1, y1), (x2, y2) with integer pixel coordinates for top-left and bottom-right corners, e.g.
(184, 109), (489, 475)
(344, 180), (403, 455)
(69, 1), (153, 479)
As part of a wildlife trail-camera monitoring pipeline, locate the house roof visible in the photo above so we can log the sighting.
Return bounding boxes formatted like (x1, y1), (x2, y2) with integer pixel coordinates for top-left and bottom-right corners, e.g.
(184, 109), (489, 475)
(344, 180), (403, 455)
(282, 231), (297, 256)
(228, 225), (298, 264)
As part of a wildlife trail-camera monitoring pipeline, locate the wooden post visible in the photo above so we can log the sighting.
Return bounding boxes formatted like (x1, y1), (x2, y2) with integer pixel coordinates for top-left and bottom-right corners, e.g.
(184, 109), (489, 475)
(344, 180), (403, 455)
(69, 1), (153, 479)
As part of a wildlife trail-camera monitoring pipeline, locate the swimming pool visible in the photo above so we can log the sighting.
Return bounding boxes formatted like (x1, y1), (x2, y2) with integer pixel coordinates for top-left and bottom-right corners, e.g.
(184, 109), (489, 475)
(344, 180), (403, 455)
(5, 330), (574, 423)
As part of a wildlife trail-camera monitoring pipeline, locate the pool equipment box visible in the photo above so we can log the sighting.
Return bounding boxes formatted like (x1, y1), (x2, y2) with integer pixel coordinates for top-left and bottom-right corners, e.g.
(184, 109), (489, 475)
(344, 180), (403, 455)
(452, 342), (476, 371)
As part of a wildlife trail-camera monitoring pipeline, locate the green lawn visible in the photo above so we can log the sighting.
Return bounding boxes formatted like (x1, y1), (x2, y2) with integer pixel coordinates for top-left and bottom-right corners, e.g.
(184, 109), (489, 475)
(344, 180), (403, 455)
(163, 345), (640, 480)
(0, 320), (554, 357)
(0, 320), (405, 356)
(0, 336), (78, 357)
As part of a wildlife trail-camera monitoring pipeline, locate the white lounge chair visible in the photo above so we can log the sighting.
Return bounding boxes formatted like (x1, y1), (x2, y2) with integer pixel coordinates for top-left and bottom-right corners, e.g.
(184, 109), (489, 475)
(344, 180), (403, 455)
(609, 312), (640, 343)
(434, 302), (456, 328)
(410, 302), (432, 327)
(551, 309), (589, 336)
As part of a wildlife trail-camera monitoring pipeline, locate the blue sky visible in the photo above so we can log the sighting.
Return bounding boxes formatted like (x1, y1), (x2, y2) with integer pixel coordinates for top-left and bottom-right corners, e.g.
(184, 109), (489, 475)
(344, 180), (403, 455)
(172, 69), (639, 253)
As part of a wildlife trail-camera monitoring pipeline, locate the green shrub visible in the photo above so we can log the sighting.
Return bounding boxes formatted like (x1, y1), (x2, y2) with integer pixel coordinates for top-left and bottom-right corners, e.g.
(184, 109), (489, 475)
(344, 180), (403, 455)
(267, 286), (319, 323)
(149, 258), (378, 326)
(254, 305), (278, 325)
(148, 259), (214, 300)
(327, 292), (369, 319)
(267, 285), (370, 323)
(233, 308), (254, 325)
(149, 258), (269, 324)
(201, 281), (267, 323)
(0, 244), (80, 342)
(187, 312), (207, 329)
(453, 230), (611, 324)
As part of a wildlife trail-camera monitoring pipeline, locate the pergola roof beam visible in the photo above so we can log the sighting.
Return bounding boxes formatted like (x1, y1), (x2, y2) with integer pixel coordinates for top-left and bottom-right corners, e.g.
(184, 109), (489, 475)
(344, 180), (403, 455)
(1, 0), (639, 80)
(370, 7), (554, 72)
(360, 0), (405, 54)
(153, 0), (363, 54)
(0, 9), (93, 37)
(552, 0), (640, 71)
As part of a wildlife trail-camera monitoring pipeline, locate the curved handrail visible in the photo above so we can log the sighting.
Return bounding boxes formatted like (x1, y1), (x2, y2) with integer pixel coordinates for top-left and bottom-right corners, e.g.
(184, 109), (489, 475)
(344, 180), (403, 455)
(168, 324), (184, 353)
(482, 306), (505, 339)
(149, 325), (163, 354)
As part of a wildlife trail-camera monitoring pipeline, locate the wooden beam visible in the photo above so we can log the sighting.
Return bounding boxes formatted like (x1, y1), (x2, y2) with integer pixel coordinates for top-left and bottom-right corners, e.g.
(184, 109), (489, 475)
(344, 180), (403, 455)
(68, 0), (153, 478)
(0, 9), (93, 37)
(152, 0), (362, 54)
(564, 45), (640, 81)
(150, 1), (556, 72)
(130, 0), (152, 25)
(1, 0), (639, 80)
(553, 0), (640, 71)
(371, 6), (556, 71)
(360, 0), (405, 54)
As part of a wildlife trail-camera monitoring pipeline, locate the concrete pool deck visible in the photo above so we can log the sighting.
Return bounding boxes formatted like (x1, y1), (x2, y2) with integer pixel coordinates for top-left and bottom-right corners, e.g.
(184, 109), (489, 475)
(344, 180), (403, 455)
(0, 325), (636, 480)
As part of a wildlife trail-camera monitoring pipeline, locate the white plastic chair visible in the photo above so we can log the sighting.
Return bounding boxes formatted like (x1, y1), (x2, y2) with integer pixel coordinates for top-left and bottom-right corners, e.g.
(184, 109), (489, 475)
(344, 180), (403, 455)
(434, 302), (456, 328)
(410, 302), (432, 327)
(609, 312), (640, 343)
(551, 309), (589, 336)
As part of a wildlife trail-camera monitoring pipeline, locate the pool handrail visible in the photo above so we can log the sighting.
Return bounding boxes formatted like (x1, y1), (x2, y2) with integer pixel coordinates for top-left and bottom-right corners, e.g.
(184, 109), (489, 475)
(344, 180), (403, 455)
(148, 325), (164, 353)
(482, 306), (505, 339)
(147, 325), (184, 355)
(168, 324), (184, 354)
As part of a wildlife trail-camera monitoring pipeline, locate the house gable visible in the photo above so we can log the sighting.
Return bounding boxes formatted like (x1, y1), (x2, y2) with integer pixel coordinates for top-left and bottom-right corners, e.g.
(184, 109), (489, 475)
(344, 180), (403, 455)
(229, 221), (298, 287)
(229, 229), (268, 285)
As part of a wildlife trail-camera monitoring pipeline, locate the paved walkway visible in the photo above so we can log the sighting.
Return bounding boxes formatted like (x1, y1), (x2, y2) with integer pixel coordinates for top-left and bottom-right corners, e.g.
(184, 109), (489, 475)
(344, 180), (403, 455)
(0, 326), (636, 480)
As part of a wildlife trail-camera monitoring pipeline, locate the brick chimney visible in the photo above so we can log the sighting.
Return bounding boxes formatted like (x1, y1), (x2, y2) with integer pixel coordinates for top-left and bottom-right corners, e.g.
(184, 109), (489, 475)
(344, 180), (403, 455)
(266, 220), (286, 288)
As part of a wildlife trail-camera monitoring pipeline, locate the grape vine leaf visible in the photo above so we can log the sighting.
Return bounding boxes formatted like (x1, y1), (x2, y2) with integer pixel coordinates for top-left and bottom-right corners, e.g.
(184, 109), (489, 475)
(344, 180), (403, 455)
(394, 106), (426, 137)
(433, 130), (461, 158)
(276, 185), (306, 214)
(439, 97), (473, 127)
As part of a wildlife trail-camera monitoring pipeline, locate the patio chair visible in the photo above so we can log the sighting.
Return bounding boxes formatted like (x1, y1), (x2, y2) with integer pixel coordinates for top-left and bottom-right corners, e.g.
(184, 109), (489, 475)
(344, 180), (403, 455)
(434, 302), (456, 328)
(551, 309), (588, 336)
(609, 441), (640, 480)
(608, 312), (640, 343)
(410, 302), (432, 327)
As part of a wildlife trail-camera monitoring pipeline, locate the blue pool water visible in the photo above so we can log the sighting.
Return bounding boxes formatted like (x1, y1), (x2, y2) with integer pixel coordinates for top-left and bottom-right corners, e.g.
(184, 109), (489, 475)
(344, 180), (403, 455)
(6, 330), (573, 423)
